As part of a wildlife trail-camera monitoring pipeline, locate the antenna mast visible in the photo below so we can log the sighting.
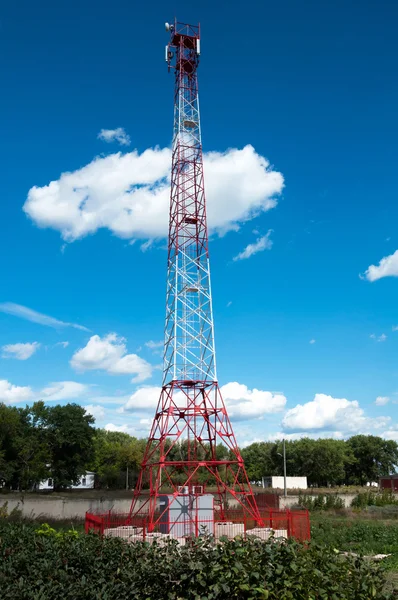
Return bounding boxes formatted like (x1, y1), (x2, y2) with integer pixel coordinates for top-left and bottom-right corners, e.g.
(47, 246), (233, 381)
(130, 20), (261, 531)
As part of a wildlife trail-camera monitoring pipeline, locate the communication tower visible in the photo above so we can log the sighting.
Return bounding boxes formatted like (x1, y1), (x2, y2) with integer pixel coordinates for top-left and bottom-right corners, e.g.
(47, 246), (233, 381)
(129, 20), (262, 532)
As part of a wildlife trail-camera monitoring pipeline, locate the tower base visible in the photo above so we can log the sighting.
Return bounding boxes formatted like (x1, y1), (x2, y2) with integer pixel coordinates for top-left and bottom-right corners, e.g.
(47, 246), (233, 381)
(129, 380), (262, 531)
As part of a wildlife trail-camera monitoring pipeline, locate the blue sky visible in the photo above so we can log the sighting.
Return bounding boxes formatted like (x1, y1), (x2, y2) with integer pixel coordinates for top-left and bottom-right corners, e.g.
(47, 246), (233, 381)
(1, 0), (398, 445)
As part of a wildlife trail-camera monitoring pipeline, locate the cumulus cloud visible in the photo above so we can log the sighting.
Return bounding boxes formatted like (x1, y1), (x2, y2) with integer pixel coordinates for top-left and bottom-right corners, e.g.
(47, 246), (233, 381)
(2, 342), (40, 360)
(104, 422), (150, 436)
(0, 380), (33, 404)
(40, 381), (89, 402)
(383, 429), (398, 441)
(375, 396), (390, 406)
(83, 404), (106, 421)
(70, 333), (152, 383)
(0, 379), (89, 405)
(98, 127), (131, 146)
(233, 230), (273, 261)
(309, 339), (316, 345)
(282, 393), (390, 433)
(104, 423), (135, 434)
(121, 381), (286, 421)
(220, 382), (286, 420)
(23, 145), (283, 243)
(363, 250), (398, 281)
(123, 386), (161, 411)
(0, 302), (89, 332)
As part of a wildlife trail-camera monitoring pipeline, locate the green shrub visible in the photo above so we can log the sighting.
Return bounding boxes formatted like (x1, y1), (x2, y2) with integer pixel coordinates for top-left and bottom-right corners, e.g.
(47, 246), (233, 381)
(0, 521), (393, 599)
(311, 518), (398, 557)
(351, 490), (398, 509)
(298, 492), (344, 511)
(0, 500), (22, 520)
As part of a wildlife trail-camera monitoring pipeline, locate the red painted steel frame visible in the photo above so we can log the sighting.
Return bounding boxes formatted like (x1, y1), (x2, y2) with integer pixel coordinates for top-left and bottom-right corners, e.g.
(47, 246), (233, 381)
(86, 509), (311, 542)
(129, 21), (262, 532)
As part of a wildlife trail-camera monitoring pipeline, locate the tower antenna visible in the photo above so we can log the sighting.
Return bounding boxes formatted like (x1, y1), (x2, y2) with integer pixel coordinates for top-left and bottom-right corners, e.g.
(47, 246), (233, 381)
(129, 19), (262, 533)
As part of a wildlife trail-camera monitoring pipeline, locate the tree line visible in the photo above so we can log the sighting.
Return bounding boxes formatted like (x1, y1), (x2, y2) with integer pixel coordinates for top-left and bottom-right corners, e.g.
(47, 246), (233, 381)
(241, 437), (398, 487)
(1, 401), (397, 491)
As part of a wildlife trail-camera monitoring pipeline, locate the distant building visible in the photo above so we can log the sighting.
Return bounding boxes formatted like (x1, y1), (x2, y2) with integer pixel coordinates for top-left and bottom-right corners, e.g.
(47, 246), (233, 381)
(38, 471), (95, 491)
(262, 476), (308, 490)
(379, 475), (398, 491)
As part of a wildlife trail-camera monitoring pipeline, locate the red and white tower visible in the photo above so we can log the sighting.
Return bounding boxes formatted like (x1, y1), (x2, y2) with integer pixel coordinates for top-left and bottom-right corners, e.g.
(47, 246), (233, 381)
(130, 20), (261, 531)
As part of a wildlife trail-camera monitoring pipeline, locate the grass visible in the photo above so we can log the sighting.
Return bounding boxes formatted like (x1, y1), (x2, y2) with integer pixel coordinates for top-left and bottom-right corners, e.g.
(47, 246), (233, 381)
(311, 510), (398, 595)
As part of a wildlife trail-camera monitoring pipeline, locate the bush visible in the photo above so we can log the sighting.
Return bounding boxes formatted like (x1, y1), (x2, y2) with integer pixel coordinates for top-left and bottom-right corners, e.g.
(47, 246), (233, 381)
(298, 492), (344, 511)
(0, 500), (23, 521)
(0, 521), (394, 599)
(351, 490), (398, 509)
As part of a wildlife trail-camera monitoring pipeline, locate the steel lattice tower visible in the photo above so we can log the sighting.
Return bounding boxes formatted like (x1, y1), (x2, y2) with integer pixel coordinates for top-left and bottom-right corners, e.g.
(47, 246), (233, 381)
(129, 20), (261, 530)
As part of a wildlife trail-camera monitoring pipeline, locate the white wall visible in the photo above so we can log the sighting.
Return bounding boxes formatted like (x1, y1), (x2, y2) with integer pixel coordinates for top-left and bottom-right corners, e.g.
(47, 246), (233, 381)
(38, 472), (95, 491)
(269, 476), (308, 490)
(73, 472), (95, 490)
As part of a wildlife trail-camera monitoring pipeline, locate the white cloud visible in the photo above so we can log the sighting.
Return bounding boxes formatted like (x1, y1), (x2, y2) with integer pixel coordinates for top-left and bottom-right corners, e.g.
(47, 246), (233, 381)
(309, 339), (316, 344)
(0, 379), (89, 405)
(71, 333), (152, 383)
(145, 340), (163, 349)
(23, 145), (283, 243)
(241, 438), (264, 448)
(370, 333), (387, 342)
(267, 431), (344, 442)
(98, 127), (131, 146)
(40, 381), (89, 402)
(83, 404), (106, 421)
(363, 250), (398, 281)
(123, 386), (161, 411)
(383, 429), (398, 441)
(121, 381), (286, 420)
(220, 382), (286, 420)
(2, 342), (40, 360)
(104, 423), (134, 434)
(375, 396), (390, 406)
(233, 231), (273, 261)
(282, 393), (390, 433)
(392, 326), (398, 332)
(0, 302), (89, 332)
(0, 380), (33, 404)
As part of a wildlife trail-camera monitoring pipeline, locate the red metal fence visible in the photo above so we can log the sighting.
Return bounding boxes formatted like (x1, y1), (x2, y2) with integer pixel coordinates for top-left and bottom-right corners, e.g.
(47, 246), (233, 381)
(85, 508), (310, 542)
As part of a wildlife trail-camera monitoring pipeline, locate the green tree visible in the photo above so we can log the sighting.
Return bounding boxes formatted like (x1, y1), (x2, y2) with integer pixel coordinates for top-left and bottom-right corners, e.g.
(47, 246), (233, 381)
(242, 437), (353, 488)
(346, 435), (398, 485)
(241, 442), (275, 481)
(0, 404), (21, 486)
(91, 430), (144, 489)
(0, 403), (51, 490)
(33, 402), (95, 490)
(15, 405), (51, 490)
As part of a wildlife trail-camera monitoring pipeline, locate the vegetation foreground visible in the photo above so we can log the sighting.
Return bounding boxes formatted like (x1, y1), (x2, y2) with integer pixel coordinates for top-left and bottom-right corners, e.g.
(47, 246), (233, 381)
(0, 521), (396, 600)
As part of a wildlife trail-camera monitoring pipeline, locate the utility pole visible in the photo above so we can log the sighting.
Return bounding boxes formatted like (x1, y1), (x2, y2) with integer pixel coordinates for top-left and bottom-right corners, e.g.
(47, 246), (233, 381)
(283, 438), (287, 498)
(278, 440), (287, 498)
